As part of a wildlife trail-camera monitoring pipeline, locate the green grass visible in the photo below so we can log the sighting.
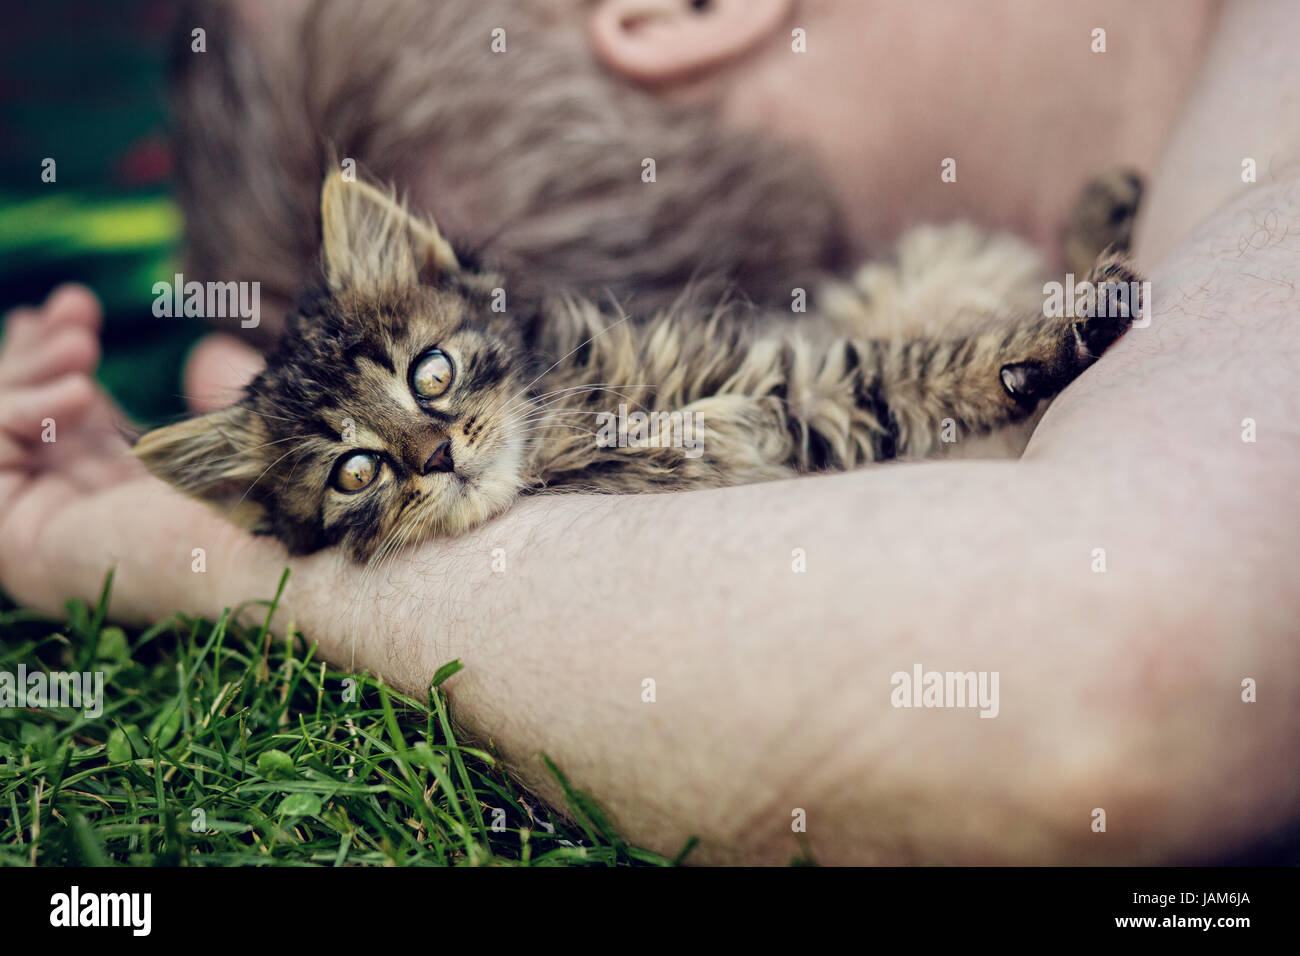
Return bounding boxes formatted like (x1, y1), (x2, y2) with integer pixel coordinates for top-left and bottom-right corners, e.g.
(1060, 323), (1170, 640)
(0, 570), (689, 866)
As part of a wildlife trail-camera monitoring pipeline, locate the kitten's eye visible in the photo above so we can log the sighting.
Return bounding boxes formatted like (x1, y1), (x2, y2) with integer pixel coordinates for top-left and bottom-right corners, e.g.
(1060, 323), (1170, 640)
(411, 349), (454, 399)
(332, 452), (380, 493)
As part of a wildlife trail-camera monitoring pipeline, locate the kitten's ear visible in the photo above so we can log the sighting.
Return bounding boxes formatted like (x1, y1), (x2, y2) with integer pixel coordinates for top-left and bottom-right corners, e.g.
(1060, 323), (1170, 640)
(133, 404), (270, 531)
(319, 170), (460, 295)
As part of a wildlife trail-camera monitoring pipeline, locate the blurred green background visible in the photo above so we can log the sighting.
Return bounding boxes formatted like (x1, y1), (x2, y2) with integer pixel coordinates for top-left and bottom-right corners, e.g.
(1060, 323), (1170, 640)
(0, 0), (204, 425)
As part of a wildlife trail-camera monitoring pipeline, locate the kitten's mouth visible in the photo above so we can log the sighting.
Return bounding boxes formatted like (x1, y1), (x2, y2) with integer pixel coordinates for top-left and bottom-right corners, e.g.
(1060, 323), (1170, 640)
(400, 428), (525, 543)
(442, 458), (482, 489)
(435, 458), (505, 503)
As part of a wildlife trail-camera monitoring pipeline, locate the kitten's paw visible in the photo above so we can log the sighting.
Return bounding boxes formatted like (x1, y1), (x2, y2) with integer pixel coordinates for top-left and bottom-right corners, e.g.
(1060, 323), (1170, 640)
(998, 312), (1132, 405)
(998, 360), (1053, 406)
(1000, 257), (1141, 405)
(1072, 255), (1142, 357)
(1069, 313), (1128, 361)
(1064, 169), (1143, 275)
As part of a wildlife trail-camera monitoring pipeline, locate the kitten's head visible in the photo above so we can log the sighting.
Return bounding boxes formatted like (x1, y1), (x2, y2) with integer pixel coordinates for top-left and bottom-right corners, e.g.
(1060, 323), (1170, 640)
(135, 172), (533, 561)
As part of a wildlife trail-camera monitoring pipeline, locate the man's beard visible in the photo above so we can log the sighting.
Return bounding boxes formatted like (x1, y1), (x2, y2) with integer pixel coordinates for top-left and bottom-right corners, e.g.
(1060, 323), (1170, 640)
(173, 0), (850, 342)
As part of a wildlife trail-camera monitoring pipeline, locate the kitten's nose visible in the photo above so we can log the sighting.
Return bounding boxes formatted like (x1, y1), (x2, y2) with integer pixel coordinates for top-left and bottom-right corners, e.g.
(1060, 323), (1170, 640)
(422, 440), (454, 475)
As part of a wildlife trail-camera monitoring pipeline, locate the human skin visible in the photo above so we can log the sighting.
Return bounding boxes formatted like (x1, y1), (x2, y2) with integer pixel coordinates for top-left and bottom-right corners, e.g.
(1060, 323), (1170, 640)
(2, 0), (1298, 863)
(661, 0), (1219, 260)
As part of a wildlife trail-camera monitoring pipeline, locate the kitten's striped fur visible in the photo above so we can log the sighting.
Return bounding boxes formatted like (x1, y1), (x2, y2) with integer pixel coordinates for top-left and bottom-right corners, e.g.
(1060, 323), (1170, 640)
(135, 171), (1141, 561)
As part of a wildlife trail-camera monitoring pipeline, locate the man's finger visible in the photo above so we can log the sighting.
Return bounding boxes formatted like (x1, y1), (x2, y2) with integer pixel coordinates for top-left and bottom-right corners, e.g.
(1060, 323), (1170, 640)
(0, 326), (100, 389)
(0, 374), (96, 439)
(1, 308), (42, 354)
(183, 333), (265, 413)
(43, 284), (103, 333)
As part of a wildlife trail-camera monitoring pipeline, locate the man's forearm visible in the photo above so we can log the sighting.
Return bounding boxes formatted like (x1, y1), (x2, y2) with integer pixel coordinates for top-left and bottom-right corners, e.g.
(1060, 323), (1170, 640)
(1134, 0), (1300, 265)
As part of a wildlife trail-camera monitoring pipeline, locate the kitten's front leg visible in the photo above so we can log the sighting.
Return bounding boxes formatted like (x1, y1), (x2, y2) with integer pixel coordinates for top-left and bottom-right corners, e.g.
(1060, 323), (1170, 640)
(1063, 169), (1143, 277)
(866, 255), (1141, 457)
(996, 255), (1141, 406)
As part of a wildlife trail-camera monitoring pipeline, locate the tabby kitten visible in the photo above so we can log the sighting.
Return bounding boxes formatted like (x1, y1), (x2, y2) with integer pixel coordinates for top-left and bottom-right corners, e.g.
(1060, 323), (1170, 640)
(135, 172), (1141, 561)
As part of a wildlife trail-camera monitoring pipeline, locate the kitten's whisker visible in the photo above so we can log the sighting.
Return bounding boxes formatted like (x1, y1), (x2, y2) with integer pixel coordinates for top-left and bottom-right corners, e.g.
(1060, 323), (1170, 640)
(514, 431), (599, 443)
(511, 410), (608, 425)
(237, 386), (315, 426)
(500, 382), (655, 418)
(232, 404), (299, 425)
(500, 384), (657, 426)
(512, 418), (597, 430)
(514, 422), (599, 435)
(199, 433), (308, 467)
(232, 443), (309, 511)
(507, 381), (650, 406)
(498, 309), (638, 413)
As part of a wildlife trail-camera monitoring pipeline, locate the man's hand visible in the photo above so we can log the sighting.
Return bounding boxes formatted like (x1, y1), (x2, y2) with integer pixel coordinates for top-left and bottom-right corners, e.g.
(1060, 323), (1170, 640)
(0, 286), (149, 610)
(0, 286), (273, 627)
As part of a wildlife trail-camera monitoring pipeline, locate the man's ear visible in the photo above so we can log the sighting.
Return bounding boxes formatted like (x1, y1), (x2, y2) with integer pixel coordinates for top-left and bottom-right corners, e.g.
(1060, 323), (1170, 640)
(589, 0), (791, 85)
(132, 404), (270, 531)
(319, 170), (460, 296)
